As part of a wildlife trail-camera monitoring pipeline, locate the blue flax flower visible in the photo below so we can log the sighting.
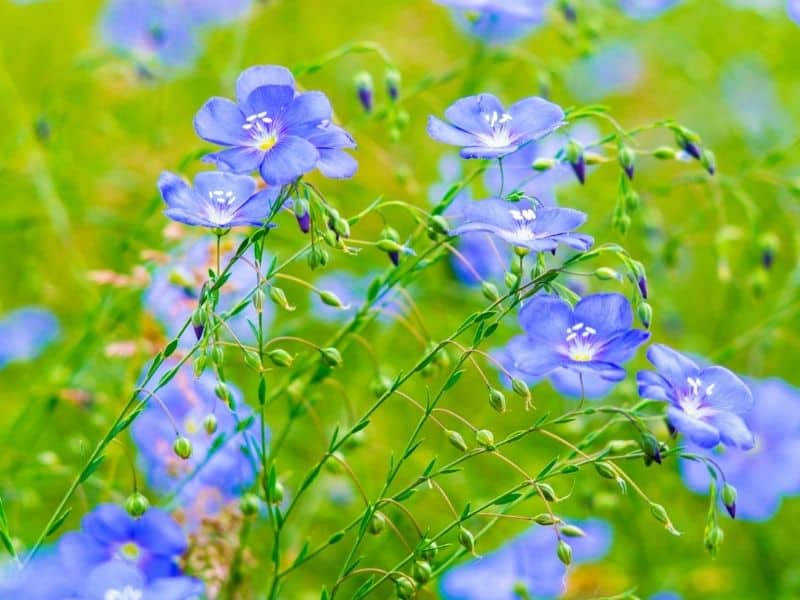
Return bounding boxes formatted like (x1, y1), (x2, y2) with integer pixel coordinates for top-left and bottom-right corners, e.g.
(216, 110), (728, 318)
(637, 344), (754, 449)
(681, 377), (800, 521)
(194, 65), (356, 185)
(451, 198), (593, 253)
(178, 0), (253, 25)
(508, 293), (649, 382)
(619, 0), (681, 20)
(565, 43), (643, 102)
(158, 171), (276, 229)
(427, 93), (564, 159)
(435, 0), (549, 44)
(440, 518), (612, 599)
(131, 362), (264, 507)
(493, 336), (616, 400)
(57, 504), (187, 580)
(0, 307), (59, 369)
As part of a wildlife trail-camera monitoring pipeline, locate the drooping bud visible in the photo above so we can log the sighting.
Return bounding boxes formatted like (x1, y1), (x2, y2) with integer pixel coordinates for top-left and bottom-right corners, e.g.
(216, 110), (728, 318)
(532, 157), (559, 171)
(759, 232), (779, 269)
(559, 524), (585, 538)
(428, 214), (449, 237)
(240, 492), (260, 516)
(211, 345), (224, 368)
(594, 267), (620, 281)
(488, 388), (507, 413)
(244, 350), (262, 371)
(533, 513), (558, 526)
(203, 414), (218, 435)
(475, 429), (495, 449)
(173, 436), (192, 460)
(214, 381), (231, 404)
(191, 307), (205, 340)
(637, 302), (653, 329)
(294, 197), (311, 233)
(458, 526), (476, 554)
(618, 145), (635, 180)
(386, 68), (401, 101)
(637, 274), (649, 299)
(354, 71), (374, 113)
(594, 461), (616, 479)
(267, 348), (294, 367)
(319, 290), (349, 309)
(701, 148), (716, 175)
(394, 575), (416, 600)
(125, 492), (149, 517)
(639, 433), (662, 465)
(369, 510), (387, 535)
(269, 286), (295, 311)
(307, 246), (329, 270)
(269, 481), (285, 505)
(556, 539), (572, 565)
(674, 127), (702, 159)
(412, 560), (432, 584)
(537, 483), (557, 502)
(704, 523), (724, 557)
(446, 429), (468, 452)
(481, 281), (500, 302)
(722, 483), (737, 519)
(652, 146), (677, 160)
(565, 139), (586, 184)
(252, 288), (266, 313)
(504, 271), (520, 290)
(193, 352), (207, 377)
(332, 215), (351, 239)
(419, 538), (438, 562)
(511, 377), (531, 404)
(320, 347), (343, 368)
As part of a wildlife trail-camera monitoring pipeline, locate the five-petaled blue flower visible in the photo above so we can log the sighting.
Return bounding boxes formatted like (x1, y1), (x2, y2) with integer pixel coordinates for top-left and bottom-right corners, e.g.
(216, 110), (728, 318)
(637, 344), (754, 449)
(451, 198), (593, 253)
(158, 171), (277, 229)
(508, 293), (650, 382)
(194, 65), (357, 185)
(439, 518), (612, 599)
(427, 93), (564, 159)
(681, 377), (800, 521)
(57, 503), (188, 580)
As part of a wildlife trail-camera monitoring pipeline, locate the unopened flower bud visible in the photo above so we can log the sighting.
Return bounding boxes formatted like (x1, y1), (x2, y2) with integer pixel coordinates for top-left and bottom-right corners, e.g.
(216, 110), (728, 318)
(203, 414), (218, 435)
(476, 429), (495, 449)
(458, 526), (475, 554)
(267, 348), (294, 367)
(395, 575), (416, 600)
(214, 381), (230, 403)
(386, 68), (401, 101)
(319, 290), (349, 309)
(269, 481), (285, 505)
(534, 513), (558, 526)
(504, 271), (519, 290)
(701, 148), (716, 175)
(294, 197), (311, 233)
(244, 350), (262, 371)
(307, 246), (329, 270)
(511, 377), (531, 403)
(532, 158), (558, 171)
(369, 510), (387, 535)
(193, 353), (207, 377)
(240, 492), (260, 516)
(594, 267), (619, 281)
(722, 483), (737, 519)
(640, 433), (662, 465)
(269, 286), (295, 311)
(556, 539), (572, 565)
(320, 347), (343, 368)
(173, 436), (192, 460)
(559, 524), (585, 538)
(419, 538), (438, 562)
(618, 145), (635, 180)
(481, 281), (500, 301)
(446, 429), (468, 452)
(211, 345), (224, 368)
(125, 492), (149, 517)
(537, 483), (557, 501)
(488, 388), (507, 413)
(370, 373), (393, 397)
(428, 214), (449, 237)
(637, 302), (653, 329)
(704, 523), (724, 557)
(412, 560), (432, 584)
(191, 307), (205, 340)
(565, 139), (585, 184)
(354, 70), (374, 113)
(594, 461), (616, 479)
(653, 146), (677, 160)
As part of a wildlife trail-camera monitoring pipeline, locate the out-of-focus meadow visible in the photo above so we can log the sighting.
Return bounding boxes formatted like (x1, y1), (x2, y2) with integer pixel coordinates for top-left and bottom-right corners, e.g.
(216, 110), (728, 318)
(2, 1), (800, 598)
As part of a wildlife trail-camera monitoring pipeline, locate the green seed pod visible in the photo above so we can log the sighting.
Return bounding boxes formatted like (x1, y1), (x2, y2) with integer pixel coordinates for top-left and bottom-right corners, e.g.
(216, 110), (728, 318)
(412, 560), (432, 584)
(594, 267), (619, 281)
(173, 436), (192, 460)
(320, 347), (343, 368)
(557, 539), (572, 565)
(458, 526), (475, 554)
(125, 492), (149, 518)
(504, 271), (519, 290)
(319, 290), (348, 308)
(488, 388), (507, 413)
(428, 215), (449, 236)
(704, 523), (724, 557)
(394, 575), (417, 600)
(369, 510), (387, 535)
(270, 481), (285, 505)
(203, 414), (218, 435)
(244, 350), (262, 371)
(269, 286), (295, 311)
(252, 288), (266, 313)
(594, 461), (616, 479)
(211, 345), (224, 368)
(419, 538), (438, 562)
(376, 239), (405, 253)
(537, 483), (557, 502)
(332, 216), (351, 239)
(618, 145), (635, 179)
(193, 353), (207, 377)
(532, 157), (558, 171)
(534, 513), (558, 526)
(559, 524), (585, 538)
(214, 381), (230, 403)
(510, 377), (531, 402)
(481, 281), (500, 302)
(649, 502), (670, 525)
(722, 483), (737, 518)
(267, 348), (294, 367)
(240, 492), (260, 516)
(652, 146), (677, 160)
(637, 302), (653, 329)
(370, 373), (394, 398)
(446, 429), (468, 452)
(476, 429), (495, 449)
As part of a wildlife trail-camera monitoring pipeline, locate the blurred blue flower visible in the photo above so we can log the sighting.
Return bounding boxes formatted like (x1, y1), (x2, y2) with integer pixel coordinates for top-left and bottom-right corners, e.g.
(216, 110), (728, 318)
(681, 377), (800, 521)
(429, 155), (511, 286)
(619, 0), (681, 20)
(101, 0), (199, 70)
(80, 560), (202, 600)
(427, 93), (565, 159)
(508, 293), (649, 382)
(57, 504), (187, 580)
(195, 65), (356, 185)
(440, 518), (612, 599)
(435, 0), (549, 44)
(158, 171), (278, 229)
(0, 551), (78, 599)
(451, 198), (593, 253)
(177, 0), (252, 25)
(0, 307), (59, 369)
(493, 336), (616, 400)
(144, 237), (274, 346)
(131, 362), (265, 507)
(565, 43), (644, 102)
(650, 593), (682, 600)
(311, 271), (405, 324)
(637, 344), (754, 449)
(789, 0), (800, 23)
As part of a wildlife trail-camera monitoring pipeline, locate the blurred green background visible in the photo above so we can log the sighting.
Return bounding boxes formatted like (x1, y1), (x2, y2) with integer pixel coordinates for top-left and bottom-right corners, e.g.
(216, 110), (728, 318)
(2, 0), (800, 598)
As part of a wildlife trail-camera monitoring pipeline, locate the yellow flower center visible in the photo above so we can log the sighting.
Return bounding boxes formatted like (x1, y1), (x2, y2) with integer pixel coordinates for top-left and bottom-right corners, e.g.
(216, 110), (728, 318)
(259, 134), (278, 151)
(570, 350), (593, 362)
(119, 541), (140, 561)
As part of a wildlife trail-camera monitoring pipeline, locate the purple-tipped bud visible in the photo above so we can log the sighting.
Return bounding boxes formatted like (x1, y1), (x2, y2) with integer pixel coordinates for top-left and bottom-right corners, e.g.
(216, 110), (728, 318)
(565, 139), (585, 184)
(296, 211), (310, 233)
(640, 433), (662, 466)
(560, 1), (577, 22)
(570, 155), (586, 184)
(618, 145), (635, 180)
(388, 250), (400, 266)
(638, 275), (649, 299)
(354, 71), (374, 113)
(193, 323), (204, 340)
(762, 249), (774, 269)
(722, 483), (737, 519)
(681, 140), (702, 160)
(386, 69), (401, 102)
